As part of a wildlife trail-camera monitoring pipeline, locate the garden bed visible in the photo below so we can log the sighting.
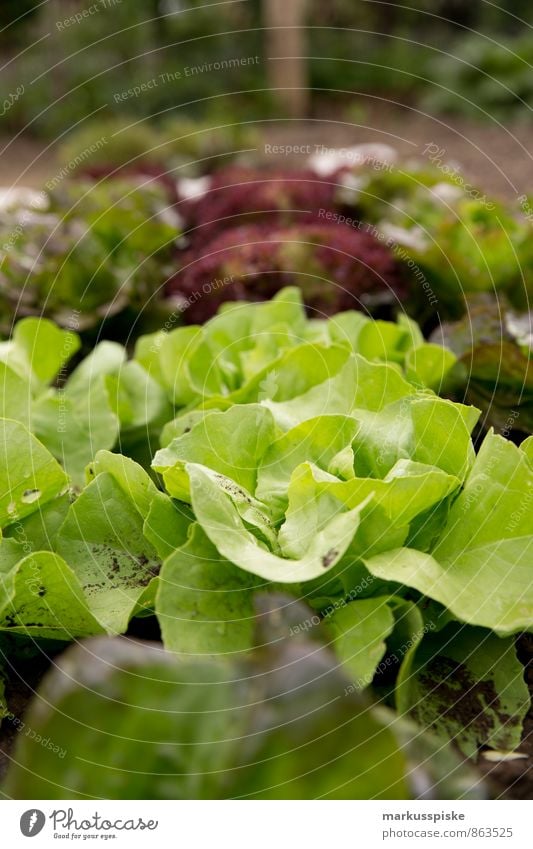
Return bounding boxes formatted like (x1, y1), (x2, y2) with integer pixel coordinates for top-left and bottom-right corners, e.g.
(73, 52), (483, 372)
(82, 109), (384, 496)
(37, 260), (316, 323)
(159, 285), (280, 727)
(0, 138), (532, 800)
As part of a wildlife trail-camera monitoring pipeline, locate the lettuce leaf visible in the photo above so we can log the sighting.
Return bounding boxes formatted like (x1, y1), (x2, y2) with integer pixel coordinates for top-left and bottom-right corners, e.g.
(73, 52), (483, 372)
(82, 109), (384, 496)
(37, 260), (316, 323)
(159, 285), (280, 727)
(56, 473), (161, 633)
(0, 552), (102, 640)
(157, 524), (257, 655)
(0, 419), (68, 529)
(352, 396), (479, 480)
(0, 362), (31, 425)
(262, 355), (415, 431)
(256, 415), (360, 518)
(396, 623), (530, 757)
(153, 405), (277, 502)
(364, 433), (533, 635)
(324, 597), (396, 689)
(31, 379), (119, 487)
(0, 317), (80, 388)
(186, 463), (368, 583)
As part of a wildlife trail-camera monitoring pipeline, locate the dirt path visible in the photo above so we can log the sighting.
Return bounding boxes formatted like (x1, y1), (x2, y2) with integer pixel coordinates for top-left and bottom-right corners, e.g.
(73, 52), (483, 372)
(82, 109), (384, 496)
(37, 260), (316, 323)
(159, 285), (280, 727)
(1, 104), (532, 199)
(260, 103), (533, 201)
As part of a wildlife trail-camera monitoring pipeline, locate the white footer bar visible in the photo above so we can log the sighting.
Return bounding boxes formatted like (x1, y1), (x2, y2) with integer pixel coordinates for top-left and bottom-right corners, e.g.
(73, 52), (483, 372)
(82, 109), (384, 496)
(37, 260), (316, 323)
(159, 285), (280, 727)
(2, 800), (529, 848)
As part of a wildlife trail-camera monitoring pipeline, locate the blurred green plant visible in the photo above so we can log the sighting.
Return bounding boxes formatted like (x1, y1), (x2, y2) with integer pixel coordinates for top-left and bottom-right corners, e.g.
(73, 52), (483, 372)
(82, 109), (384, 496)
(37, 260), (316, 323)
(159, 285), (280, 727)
(0, 0), (38, 45)
(56, 117), (259, 178)
(2, 0), (532, 135)
(422, 33), (533, 120)
(433, 295), (533, 437)
(0, 177), (180, 337)
(1, 600), (485, 800)
(1, 1), (267, 138)
(338, 160), (532, 320)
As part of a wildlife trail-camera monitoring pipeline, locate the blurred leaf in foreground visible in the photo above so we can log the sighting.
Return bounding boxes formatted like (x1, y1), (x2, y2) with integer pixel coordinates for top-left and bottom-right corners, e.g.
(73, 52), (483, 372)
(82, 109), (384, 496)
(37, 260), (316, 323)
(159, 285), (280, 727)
(2, 596), (485, 800)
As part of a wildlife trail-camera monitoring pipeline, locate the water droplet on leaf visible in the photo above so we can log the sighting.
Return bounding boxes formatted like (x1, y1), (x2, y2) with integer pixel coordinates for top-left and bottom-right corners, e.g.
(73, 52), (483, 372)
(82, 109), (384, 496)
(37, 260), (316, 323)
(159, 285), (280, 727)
(21, 489), (41, 504)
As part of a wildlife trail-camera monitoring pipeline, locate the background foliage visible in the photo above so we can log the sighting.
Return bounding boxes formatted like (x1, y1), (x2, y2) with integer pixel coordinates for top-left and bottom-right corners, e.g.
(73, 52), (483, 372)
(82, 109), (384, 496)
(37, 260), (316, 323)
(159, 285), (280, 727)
(2, 0), (533, 138)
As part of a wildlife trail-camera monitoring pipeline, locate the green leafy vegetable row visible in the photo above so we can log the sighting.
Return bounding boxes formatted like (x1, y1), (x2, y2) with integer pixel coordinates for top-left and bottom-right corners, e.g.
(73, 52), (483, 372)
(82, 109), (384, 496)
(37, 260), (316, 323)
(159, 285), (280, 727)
(0, 287), (531, 764)
(338, 158), (533, 318)
(0, 178), (180, 337)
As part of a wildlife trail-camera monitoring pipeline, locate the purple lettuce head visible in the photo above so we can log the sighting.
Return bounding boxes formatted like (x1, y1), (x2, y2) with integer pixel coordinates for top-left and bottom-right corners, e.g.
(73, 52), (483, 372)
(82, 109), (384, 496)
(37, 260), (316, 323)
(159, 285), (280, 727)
(177, 167), (338, 245)
(168, 221), (406, 323)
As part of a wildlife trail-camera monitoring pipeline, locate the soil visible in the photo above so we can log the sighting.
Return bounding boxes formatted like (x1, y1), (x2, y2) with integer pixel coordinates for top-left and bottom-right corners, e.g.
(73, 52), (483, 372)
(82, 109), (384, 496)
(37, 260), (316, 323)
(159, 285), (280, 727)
(1, 102), (533, 199)
(262, 101), (533, 201)
(0, 644), (60, 784)
(478, 636), (533, 799)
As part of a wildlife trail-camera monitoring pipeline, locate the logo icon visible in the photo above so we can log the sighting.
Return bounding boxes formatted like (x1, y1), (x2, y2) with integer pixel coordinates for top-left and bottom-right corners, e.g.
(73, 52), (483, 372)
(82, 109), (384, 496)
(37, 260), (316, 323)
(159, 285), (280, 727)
(20, 810), (46, 837)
